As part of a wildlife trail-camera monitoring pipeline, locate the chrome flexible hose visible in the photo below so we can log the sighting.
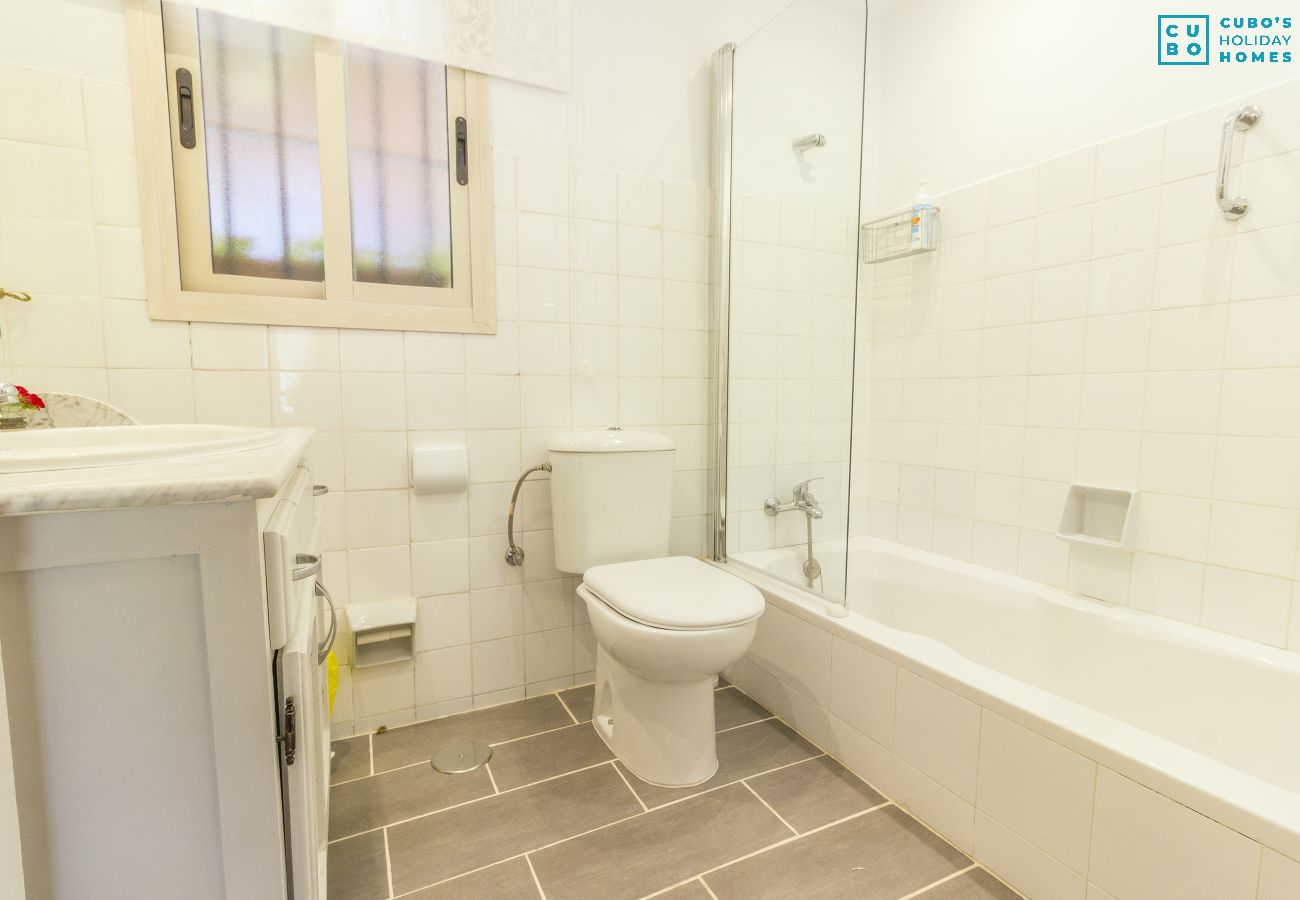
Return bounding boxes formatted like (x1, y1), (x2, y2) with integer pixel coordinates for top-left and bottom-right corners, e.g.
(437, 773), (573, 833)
(504, 462), (552, 566)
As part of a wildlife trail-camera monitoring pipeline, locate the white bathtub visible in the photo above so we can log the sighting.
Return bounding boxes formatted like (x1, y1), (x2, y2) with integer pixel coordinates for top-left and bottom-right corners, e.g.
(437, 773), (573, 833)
(727, 536), (1300, 899)
(732, 540), (848, 598)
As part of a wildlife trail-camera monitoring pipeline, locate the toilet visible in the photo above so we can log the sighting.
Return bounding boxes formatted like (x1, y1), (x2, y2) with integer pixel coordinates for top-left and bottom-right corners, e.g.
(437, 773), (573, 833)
(548, 429), (764, 787)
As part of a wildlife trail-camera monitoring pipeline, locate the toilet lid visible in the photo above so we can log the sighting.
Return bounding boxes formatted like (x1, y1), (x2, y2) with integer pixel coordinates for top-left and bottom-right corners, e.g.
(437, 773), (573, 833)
(583, 557), (765, 631)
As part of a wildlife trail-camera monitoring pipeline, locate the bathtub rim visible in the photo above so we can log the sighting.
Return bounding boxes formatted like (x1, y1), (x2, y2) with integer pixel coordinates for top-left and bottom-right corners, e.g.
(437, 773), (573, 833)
(716, 538), (1300, 862)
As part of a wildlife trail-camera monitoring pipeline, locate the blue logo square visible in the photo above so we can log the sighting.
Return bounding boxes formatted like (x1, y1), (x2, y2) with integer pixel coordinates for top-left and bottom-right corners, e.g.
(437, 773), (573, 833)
(1158, 15), (1211, 65)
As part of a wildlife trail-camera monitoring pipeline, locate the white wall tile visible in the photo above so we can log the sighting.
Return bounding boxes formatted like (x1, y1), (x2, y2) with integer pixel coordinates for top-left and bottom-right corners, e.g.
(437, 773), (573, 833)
(416, 646), (473, 705)
(1034, 207), (1092, 268)
(1258, 849), (1300, 900)
(1095, 128), (1164, 199)
(1232, 225), (1300, 301)
(471, 636), (525, 695)
(271, 326), (340, 371)
(893, 670), (980, 802)
(974, 812), (1087, 900)
(341, 372), (406, 430)
(617, 173), (662, 228)
(1088, 768), (1260, 900)
(1200, 566), (1291, 646)
(191, 322), (268, 371)
(1037, 148), (1095, 213)
(746, 604), (832, 706)
(1206, 501), (1297, 578)
(193, 370), (271, 427)
(0, 61), (85, 148)
(829, 637), (896, 748)
(514, 155), (569, 216)
(891, 755), (975, 853)
(1153, 238), (1232, 309)
(976, 710), (1095, 873)
(988, 167), (1038, 225)
(106, 368), (195, 423)
(340, 330), (405, 372)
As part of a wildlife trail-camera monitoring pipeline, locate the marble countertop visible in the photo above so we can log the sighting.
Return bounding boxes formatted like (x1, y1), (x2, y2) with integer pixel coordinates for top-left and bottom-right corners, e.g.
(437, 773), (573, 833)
(0, 427), (314, 516)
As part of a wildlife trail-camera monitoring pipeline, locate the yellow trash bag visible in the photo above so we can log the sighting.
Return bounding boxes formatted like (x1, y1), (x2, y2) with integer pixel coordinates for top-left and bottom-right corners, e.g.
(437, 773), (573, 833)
(327, 651), (339, 718)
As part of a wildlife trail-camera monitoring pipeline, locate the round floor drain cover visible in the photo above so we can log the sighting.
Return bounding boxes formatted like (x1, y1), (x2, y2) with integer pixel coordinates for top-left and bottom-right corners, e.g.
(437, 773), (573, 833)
(431, 739), (492, 774)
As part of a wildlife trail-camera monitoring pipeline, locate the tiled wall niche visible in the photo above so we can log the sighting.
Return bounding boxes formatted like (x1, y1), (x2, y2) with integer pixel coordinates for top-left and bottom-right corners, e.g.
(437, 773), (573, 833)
(853, 77), (1300, 653)
(0, 48), (715, 735)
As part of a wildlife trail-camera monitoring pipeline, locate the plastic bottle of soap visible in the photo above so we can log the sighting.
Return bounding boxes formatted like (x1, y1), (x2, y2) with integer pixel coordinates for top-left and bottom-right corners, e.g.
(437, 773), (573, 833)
(909, 180), (932, 249)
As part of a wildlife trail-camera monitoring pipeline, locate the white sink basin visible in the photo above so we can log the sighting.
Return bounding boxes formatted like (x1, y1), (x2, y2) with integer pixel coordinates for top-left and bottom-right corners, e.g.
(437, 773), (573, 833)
(0, 424), (280, 473)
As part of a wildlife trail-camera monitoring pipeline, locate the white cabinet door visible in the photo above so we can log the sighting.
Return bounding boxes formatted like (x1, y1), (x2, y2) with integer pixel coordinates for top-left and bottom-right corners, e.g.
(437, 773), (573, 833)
(277, 574), (331, 900)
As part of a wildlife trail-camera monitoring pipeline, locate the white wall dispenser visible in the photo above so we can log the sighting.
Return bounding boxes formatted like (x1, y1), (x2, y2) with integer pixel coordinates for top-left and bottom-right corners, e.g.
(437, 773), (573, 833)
(346, 598), (417, 668)
(410, 443), (468, 494)
(1057, 485), (1138, 550)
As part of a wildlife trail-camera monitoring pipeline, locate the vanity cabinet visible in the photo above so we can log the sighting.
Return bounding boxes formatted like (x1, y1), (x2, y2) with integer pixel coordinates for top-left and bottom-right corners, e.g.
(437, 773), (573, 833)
(0, 442), (320, 899)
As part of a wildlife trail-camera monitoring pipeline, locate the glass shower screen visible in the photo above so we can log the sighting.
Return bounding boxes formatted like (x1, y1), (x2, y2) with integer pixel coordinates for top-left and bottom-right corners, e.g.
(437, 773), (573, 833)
(713, 0), (868, 603)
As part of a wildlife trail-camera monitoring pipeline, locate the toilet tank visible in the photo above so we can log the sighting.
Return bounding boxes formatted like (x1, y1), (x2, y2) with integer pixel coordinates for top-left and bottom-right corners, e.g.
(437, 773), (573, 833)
(548, 429), (676, 574)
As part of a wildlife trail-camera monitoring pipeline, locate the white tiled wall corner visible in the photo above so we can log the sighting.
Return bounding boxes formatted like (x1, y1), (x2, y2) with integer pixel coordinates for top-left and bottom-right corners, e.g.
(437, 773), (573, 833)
(0, 47), (714, 732)
(854, 77), (1300, 652)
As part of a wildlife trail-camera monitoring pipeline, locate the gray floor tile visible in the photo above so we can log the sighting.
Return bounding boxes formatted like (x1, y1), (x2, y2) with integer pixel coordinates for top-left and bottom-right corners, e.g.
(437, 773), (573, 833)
(918, 867), (1021, 899)
(387, 763), (641, 893)
(488, 723), (614, 791)
(746, 755), (885, 832)
(530, 783), (791, 900)
(558, 684), (594, 723)
(372, 696), (572, 773)
(329, 763), (494, 839)
(656, 880), (715, 899)
(403, 857), (541, 899)
(331, 735), (371, 785)
(326, 830), (387, 900)
(620, 718), (819, 807)
(703, 806), (970, 900)
(714, 687), (771, 731)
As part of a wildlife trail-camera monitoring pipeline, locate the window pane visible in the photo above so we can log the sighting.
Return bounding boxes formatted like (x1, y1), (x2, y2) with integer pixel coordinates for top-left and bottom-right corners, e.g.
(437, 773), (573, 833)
(197, 11), (324, 281)
(346, 47), (452, 288)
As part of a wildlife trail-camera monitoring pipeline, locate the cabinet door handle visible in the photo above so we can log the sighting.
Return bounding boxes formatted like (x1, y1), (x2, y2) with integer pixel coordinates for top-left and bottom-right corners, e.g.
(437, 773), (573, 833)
(292, 553), (321, 581)
(315, 581), (337, 665)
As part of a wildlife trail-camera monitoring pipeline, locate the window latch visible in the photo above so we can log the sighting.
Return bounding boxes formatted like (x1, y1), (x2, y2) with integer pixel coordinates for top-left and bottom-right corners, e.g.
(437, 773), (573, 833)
(176, 68), (196, 149)
(455, 116), (468, 185)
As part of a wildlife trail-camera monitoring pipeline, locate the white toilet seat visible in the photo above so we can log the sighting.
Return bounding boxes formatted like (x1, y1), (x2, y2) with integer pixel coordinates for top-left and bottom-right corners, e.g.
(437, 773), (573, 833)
(582, 556), (764, 631)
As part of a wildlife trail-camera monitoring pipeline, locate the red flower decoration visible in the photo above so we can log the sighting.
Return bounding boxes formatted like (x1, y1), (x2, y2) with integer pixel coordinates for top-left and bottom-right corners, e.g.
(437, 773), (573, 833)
(14, 386), (44, 410)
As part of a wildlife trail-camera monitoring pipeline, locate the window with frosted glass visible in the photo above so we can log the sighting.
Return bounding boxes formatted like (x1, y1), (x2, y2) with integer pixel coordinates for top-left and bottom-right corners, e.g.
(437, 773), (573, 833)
(345, 48), (453, 288)
(197, 11), (325, 281)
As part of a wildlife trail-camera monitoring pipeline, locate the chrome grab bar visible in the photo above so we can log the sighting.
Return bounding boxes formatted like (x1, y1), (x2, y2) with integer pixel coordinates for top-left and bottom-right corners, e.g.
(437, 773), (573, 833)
(1217, 104), (1261, 220)
(315, 580), (337, 664)
(292, 552), (321, 581)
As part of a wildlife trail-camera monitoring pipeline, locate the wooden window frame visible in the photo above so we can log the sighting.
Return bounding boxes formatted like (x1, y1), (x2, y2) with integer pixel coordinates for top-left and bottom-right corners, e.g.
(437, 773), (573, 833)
(124, 0), (496, 333)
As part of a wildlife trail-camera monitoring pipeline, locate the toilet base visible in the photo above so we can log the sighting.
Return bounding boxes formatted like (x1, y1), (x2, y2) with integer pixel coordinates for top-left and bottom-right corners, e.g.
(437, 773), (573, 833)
(592, 646), (719, 788)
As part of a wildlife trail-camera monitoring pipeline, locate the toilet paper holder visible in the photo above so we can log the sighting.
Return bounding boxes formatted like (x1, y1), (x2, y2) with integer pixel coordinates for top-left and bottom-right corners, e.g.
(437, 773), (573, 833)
(410, 443), (468, 494)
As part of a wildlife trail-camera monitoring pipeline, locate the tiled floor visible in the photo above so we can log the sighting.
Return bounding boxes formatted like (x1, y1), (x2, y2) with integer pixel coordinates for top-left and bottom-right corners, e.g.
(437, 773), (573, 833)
(328, 683), (1020, 900)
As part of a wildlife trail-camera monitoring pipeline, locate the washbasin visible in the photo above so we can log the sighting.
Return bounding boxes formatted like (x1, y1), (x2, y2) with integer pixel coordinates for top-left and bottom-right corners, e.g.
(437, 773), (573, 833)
(0, 424), (280, 473)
